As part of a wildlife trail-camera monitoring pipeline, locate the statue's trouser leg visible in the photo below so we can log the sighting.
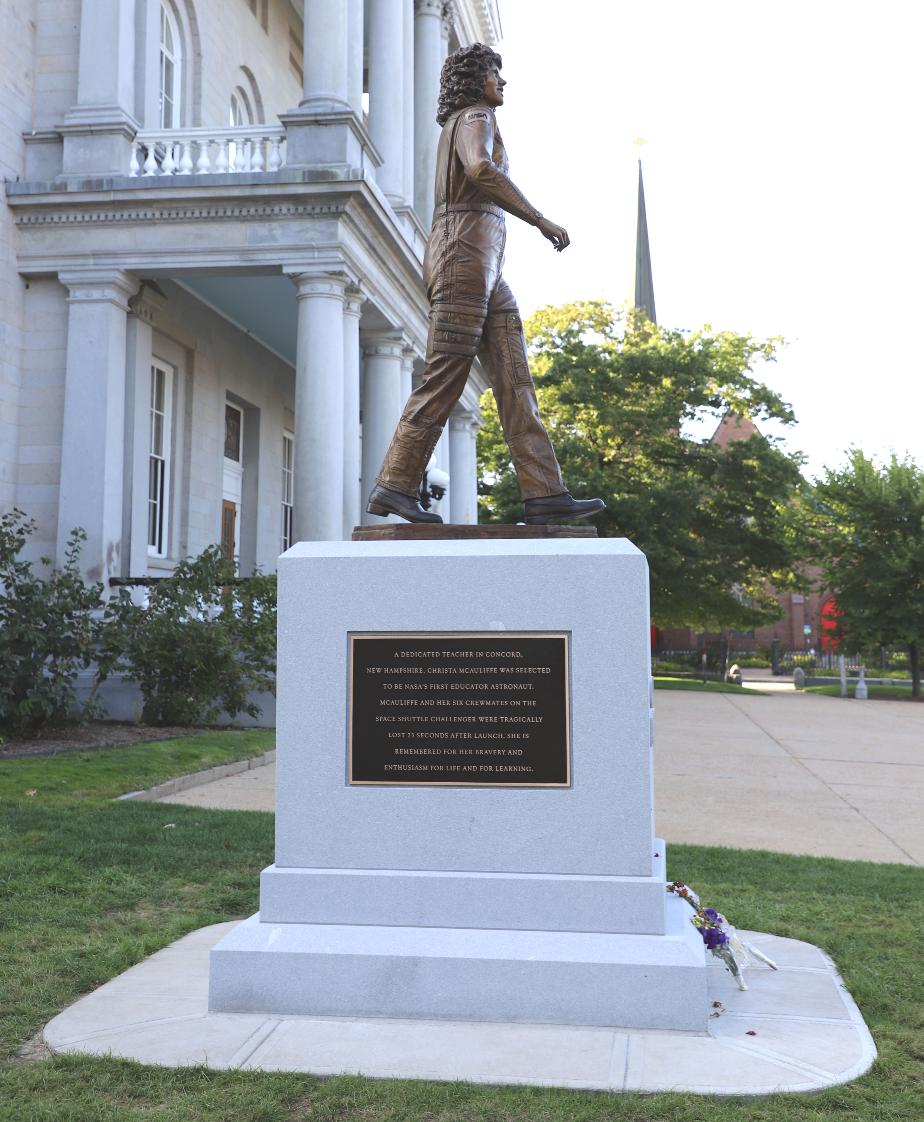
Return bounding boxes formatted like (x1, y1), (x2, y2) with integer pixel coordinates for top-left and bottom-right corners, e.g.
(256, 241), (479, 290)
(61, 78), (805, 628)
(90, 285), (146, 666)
(477, 279), (565, 500)
(375, 209), (492, 497)
(375, 210), (564, 501)
(375, 306), (566, 501)
(374, 349), (475, 496)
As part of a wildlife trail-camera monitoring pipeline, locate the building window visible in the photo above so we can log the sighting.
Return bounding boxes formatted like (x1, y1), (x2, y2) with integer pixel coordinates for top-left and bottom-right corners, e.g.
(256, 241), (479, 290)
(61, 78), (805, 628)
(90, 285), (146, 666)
(228, 89), (253, 167)
(222, 402), (244, 567)
(246, 0), (269, 32)
(148, 362), (172, 557)
(289, 23), (304, 86)
(159, 3), (183, 128)
(281, 430), (294, 552)
(224, 403), (242, 461)
(229, 89), (250, 129)
(221, 500), (236, 563)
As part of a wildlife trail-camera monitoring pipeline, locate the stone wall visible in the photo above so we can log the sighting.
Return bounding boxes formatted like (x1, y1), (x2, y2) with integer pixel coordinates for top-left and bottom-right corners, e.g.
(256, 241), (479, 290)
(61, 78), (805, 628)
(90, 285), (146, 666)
(178, 0), (303, 129)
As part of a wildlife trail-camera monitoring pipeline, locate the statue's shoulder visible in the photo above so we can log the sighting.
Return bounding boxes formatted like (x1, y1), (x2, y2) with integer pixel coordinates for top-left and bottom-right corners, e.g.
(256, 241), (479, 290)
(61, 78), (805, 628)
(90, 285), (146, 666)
(454, 104), (494, 129)
(462, 104), (493, 122)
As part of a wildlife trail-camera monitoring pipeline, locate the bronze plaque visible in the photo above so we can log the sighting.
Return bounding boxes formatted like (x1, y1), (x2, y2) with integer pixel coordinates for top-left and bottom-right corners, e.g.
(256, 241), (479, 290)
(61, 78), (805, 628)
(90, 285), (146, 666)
(348, 632), (571, 787)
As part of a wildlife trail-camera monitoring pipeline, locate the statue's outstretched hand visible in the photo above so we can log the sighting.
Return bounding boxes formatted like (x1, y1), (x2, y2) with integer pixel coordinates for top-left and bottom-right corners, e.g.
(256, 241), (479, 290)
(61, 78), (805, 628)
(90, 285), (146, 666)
(538, 218), (570, 252)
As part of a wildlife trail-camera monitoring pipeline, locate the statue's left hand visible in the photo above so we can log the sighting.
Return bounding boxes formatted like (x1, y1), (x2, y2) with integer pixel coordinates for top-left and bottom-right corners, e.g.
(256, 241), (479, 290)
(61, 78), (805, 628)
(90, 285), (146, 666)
(538, 218), (570, 252)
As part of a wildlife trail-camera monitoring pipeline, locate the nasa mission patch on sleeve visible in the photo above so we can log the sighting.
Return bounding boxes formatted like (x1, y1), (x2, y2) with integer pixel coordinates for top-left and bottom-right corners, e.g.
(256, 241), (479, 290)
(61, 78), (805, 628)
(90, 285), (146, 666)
(465, 110), (490, 122)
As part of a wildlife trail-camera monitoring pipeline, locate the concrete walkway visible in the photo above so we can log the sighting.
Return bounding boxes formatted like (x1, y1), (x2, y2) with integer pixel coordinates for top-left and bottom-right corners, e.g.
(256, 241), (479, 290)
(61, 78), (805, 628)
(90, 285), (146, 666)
(158, 688), (924, 865)
(44, 921), (876, 1094)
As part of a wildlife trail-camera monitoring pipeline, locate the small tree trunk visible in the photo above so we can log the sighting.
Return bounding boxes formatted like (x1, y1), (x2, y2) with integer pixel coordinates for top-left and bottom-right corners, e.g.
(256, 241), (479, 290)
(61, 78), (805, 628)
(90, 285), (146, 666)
(911, 641), (921, 700)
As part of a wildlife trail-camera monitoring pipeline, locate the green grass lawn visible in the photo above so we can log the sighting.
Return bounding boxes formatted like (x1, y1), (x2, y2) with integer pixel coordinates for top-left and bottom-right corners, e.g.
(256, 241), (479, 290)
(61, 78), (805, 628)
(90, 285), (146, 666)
(1, 733), (923, 1121)
(654, 676), (768, 694)
(805, 684), (922, 702)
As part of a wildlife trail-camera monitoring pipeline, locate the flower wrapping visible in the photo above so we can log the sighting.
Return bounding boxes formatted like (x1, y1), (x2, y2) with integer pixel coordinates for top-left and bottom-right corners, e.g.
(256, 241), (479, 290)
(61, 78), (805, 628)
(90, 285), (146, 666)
(667, 881), (778, 990)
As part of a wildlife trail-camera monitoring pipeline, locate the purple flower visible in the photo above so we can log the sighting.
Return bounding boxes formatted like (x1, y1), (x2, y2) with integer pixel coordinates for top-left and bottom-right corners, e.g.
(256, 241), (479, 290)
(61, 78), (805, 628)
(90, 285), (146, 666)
(702, 928), (729, 950)
(704, 908), (721, 922)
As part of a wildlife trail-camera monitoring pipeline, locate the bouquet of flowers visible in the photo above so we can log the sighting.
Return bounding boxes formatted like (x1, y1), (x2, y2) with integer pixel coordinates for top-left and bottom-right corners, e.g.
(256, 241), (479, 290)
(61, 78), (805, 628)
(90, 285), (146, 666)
(667, 881), (778, 991)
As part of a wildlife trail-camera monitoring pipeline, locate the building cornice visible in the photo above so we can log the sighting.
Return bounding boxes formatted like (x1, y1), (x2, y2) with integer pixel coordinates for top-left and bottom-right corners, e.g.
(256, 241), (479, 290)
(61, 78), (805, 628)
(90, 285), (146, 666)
(449, 0), (502, 46)
(12, 201), (350, 228)
(7, 174), (432, 354)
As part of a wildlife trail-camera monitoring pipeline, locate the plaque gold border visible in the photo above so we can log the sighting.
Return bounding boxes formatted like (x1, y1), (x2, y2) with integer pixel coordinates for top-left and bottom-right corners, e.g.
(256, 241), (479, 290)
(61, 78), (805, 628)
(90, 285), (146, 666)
(347, 631), (571, 788)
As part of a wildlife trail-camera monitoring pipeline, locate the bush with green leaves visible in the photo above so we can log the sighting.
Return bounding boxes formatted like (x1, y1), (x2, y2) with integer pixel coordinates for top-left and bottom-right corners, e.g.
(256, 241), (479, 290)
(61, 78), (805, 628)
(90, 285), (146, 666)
(105, 546), (277, 726)
(0, 509), (105, 734)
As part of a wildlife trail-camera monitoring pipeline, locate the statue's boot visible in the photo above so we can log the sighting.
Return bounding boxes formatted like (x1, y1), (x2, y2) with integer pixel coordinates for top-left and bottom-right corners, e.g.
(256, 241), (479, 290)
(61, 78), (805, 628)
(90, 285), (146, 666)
(522, 492), (606, 525)
(366, 484), (443, 524)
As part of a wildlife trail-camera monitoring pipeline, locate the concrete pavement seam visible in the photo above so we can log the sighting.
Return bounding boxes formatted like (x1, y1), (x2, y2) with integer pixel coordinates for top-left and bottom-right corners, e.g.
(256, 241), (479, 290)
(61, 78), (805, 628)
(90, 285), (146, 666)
(722, 694), (920, 865)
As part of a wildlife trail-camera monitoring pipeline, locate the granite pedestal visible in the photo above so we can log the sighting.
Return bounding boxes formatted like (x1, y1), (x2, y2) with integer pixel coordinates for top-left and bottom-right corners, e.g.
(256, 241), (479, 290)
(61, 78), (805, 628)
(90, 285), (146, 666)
(209, 536), (708, 1029)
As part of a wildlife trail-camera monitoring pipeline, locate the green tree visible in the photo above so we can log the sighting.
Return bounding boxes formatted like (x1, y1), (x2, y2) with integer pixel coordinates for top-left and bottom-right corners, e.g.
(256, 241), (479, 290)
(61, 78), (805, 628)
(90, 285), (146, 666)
(478, 302), (805, 631)
(810, 451), (924, 698)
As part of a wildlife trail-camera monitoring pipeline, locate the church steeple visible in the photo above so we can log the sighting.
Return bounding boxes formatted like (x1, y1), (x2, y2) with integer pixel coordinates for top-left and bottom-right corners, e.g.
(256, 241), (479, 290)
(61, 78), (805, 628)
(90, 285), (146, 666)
(634, 159), (657, 323)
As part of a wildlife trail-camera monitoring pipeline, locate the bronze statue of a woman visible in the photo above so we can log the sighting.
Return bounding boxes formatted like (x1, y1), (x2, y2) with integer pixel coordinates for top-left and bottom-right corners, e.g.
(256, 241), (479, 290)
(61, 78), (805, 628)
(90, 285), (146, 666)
(366, 42), (604, 526)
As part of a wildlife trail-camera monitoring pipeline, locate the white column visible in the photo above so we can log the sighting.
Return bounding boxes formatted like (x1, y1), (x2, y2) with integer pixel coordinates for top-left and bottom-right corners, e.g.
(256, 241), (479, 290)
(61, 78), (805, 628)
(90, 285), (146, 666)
(75, 0), (135, 111)
(61, 0), (139, 175)
(301, 0), (350, 109)
(368, 0), (406, 200)
(346, 0), (365, 116)
(400, 346), (415, 406)
(403, 0), (415, 206)
(57, 269), (139, 584)
(448, 412), (480, 525)
(291, 273), (347, 542)
(360, 335), (405, 522)
(414, 0), (445, 223)
(342, 288), (365, 538)
(441, 4), (451, 54)
(137, 0), (162, 128)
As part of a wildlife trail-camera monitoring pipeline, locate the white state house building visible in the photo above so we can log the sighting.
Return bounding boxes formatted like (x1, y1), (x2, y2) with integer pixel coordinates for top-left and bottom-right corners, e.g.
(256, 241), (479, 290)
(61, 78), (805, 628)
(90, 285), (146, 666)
(1, 0), (499, 584)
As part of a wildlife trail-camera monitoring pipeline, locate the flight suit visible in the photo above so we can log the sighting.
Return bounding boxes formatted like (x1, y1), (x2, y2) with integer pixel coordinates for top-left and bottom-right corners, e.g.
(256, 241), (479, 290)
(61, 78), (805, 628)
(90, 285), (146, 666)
(374, 101), (566, 500)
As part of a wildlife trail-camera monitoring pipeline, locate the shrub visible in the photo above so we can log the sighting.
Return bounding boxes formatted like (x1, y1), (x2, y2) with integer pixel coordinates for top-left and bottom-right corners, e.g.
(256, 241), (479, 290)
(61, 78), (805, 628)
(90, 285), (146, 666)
(0, 510), (105, 734)
(104, 547), (277, 726)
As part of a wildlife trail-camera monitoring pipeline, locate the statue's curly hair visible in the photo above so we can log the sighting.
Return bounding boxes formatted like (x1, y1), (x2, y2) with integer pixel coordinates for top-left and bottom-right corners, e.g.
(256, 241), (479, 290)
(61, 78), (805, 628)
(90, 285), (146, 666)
(436, 43), (503, 126)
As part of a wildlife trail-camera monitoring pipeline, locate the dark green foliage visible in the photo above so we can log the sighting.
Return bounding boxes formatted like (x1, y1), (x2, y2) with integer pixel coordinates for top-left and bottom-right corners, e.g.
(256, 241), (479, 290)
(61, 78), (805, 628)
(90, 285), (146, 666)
(104, 548), (277, 725)
(0, 512), (278, 731)
(478, 303), (806, 631)
(0, 510), (105, 735)
(810, 451), (924, 698)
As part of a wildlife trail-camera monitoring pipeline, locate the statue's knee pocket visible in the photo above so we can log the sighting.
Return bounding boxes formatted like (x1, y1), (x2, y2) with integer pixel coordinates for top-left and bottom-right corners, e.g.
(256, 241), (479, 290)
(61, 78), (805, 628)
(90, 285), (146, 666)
(496, 313), (532, 386)
(428, 307), (483, 358)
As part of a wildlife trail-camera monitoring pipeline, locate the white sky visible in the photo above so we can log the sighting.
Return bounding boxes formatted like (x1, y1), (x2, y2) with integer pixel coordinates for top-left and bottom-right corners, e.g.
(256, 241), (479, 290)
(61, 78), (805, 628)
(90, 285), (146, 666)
(493, 0), (924, 478)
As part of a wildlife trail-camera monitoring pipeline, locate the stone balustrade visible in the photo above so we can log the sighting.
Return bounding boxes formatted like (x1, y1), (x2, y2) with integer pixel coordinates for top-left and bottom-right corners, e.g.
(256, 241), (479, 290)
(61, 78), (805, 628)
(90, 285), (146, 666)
(129, 126), (287, 177)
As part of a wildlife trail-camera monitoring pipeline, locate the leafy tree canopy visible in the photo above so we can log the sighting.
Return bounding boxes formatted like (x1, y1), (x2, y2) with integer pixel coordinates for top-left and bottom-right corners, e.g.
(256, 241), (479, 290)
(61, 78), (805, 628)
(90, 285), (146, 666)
(810, 450), (924, 697)
(477, 302), (805, 631)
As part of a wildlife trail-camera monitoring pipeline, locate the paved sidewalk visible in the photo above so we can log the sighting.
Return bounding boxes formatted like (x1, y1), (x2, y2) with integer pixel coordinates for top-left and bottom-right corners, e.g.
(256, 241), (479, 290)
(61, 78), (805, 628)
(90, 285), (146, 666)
(158, 690), (924, 865)
(654, 690), (923, 865)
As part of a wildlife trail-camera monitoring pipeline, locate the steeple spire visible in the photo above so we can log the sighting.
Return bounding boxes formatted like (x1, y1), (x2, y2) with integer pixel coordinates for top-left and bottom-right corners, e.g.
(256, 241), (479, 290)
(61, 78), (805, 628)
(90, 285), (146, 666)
(634, 158), (657, 323)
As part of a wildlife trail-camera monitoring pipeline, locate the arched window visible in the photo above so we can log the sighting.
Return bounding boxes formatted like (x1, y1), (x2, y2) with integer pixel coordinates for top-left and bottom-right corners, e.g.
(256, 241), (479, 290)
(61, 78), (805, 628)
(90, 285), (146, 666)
(229, 88), (253, 129)
(159, 3), (183, 128)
